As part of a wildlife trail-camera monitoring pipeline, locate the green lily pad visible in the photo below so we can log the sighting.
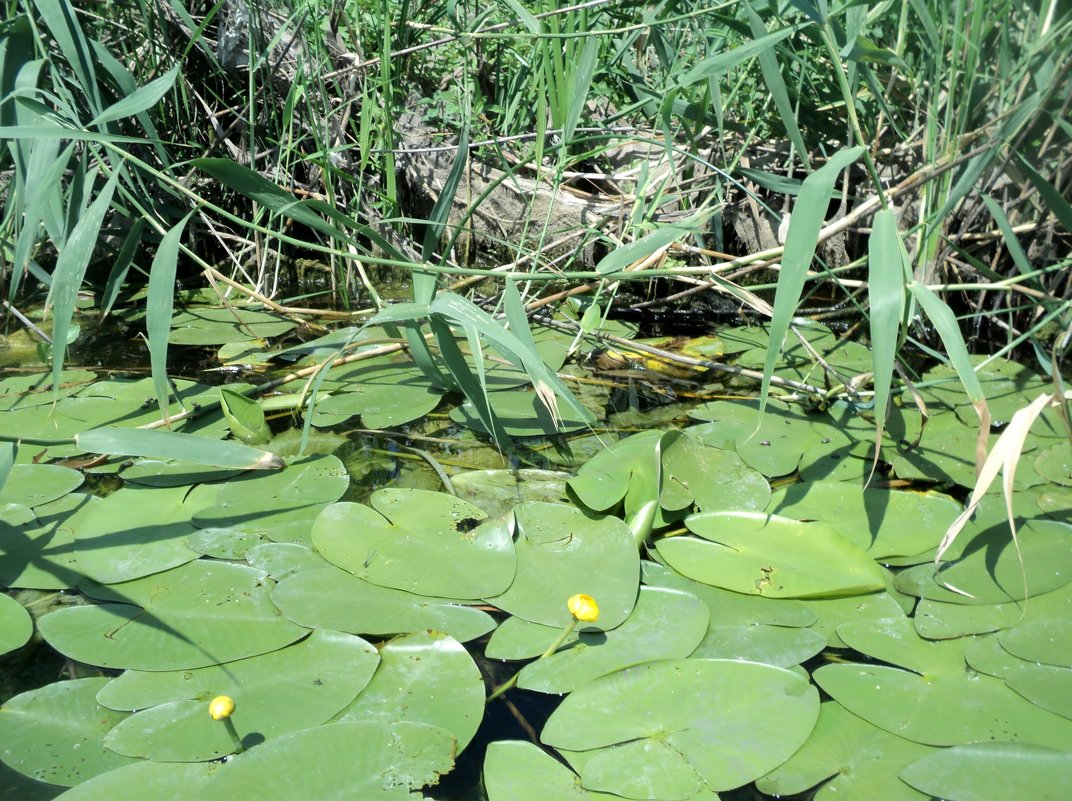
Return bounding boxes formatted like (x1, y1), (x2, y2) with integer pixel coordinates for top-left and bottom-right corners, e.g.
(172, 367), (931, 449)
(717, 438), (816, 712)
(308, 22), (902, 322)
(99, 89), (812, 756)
(1033, 442), (1072, 486)
(451, 469), (572, 517)
(185, 527), (266, 559)
(169, 307), (294, 345)
(766, 481), (961, 560)
(72, 484), (213, 584)
(39, 561), (307, 670)
(52, 762), (216, 801)
(119, 459), (242, 487)
(484, 741), (622, 801)
(311, 356), (443, 430)
(900, 742), (1072, 801)
(0, 465), (83, 507)
(196, 721), (454, 800)
(508, 587), (709, 694)
(894, 517), (1072, 604)
(271, 566), (495, 643)
(756, 701), (936, 801)
(0, 592), (32, 656)
(799, 591), (909, 649)
(0, 494), (92, 590)
(669, 432), (771, 513)
(0, 678), (138, 787)
(541, 659), (819, 794)
(335, 631), (484, 750)
(1002, 662), (1072, 720)
(914, 582), (1072, 639)
(690, 623), (826, 667)
(312, 490), (514, 600)
(486, 502), (639, 630)
(999, 619), (1072, 667)
(98, 630), (377, 761)
(567, 430), (668, 525)
(0, 370), (95, 412)
(244, 542), (331, 580)
(193, 454), (349, 545)
(889, 410), (983, 488)
(450, 390), (592, 437)
(815, 617), (1072, 747)
(657, 511), (885, 598)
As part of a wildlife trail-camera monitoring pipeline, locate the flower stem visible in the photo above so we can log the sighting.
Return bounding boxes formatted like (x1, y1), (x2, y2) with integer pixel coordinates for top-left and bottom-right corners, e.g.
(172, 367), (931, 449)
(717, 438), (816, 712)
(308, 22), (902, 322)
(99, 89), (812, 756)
(487, 618), (578, 701)
(223, 717), (245, 754)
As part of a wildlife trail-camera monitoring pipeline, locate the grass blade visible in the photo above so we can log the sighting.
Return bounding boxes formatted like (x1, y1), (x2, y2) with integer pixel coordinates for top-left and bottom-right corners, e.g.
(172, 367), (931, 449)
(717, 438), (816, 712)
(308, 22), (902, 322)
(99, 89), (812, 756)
(595, 216), (703, 275)
(421, 122), (469, 265)
(867, 208), (909, 476)
(88, 65), (178, 127)
(147, 213), (193, 424)
(32, 0), (103, 116)
(758, 146), (863, 418)
(677, 23), (802, 87)
(46, 167), (120, 395)
(75, 428), (283, 469)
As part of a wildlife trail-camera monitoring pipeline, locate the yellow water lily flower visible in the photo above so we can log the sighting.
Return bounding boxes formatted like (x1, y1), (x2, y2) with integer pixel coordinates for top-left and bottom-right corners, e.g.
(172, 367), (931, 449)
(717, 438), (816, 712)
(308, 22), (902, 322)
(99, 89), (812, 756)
(567, 593), (600, 623)
(209, 695), (236, 721)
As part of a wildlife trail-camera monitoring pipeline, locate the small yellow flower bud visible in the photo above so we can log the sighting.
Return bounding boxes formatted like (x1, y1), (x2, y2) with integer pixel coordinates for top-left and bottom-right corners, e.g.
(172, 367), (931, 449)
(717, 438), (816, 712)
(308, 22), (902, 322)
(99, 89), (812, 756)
(209, 695), (236, 721)
(567, 593), (599, 623)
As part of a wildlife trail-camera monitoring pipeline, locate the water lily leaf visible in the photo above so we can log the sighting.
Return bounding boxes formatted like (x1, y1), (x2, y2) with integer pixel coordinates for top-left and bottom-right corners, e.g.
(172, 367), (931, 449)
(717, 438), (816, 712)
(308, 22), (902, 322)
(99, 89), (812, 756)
(119, 459), (242, 487)
(766, 481), (961, 560)
(451, 469), (572, 517)
(271, 566), (495, 643)
(52, 762), (216, 801)
(900, 742), (1072, 801)
(893, 517), (1072, 604)
(99, 630), (377, 761)
(669, 432), (770, 513)
(815, 618), (1072, 747)
(1003, 662), (1072, 720)
(335, 631), (484, 750)
(244, 542), (331, 580)
(657, 511), (885, 598)
(219, 387), (271, 445)
(1000, 619), (1072, 667)
(487, 502), (639, 630)
(312, 490), (514, 599)
(0, 678), (138, 787)
(0, 493), (93, 590)
(72, 484), (213, 584)
(568, 430), (664, 516)
(0, 465), (82, 507)
(484, 741), (623, 801)
(185, 527), (266, 560)
(450, 390), (592, 437)
(196, 721), (454, 800)
(193, 454), (349, 545)
(914, 582), (1072, 639)
(756, 702), (936, 801)
(0, 592), (32, 655)
(889, 409), (982, 488)
(800, 591), (908, 648)
(0, 370), (96, 412)
(1034, 442), (1072, 486)
(311, 357), (443, 429)
(641, 561), (817, 628)
(690, 623), (825, 667)
(542, 659), (819, 793)
(169, 307), (294, 345)
(503, 587), (710, 694)
(38, 561), (307, 670)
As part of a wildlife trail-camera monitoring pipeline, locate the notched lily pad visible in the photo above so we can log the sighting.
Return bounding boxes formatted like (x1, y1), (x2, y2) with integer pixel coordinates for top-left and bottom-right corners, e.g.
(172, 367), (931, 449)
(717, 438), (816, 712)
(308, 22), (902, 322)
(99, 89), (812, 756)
(0, 465), (83, 507)
(900, 742), (1072, 801)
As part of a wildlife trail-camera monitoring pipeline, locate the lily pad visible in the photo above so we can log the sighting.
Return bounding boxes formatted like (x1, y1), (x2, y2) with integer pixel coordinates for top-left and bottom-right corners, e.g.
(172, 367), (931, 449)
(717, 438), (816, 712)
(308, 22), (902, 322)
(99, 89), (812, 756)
(52, 762), (216, 801)
(914, 582), (1072, 639)
(0, 494), (93, 590)
(509, 587), (710, 694)
(766, 481), (960, 560)
(185, 527), (266, 560)
(196, 721), (454, 800)
(450, 390), (592, 437)
(690, 623), (826, 667)
(169, 307), (295, 345)
(484, 741), (622, 801)
(335, 631), (484, 750)
(894, 517), (1072, 604)
(119, 459), (242, 487)
(999, 619), (1072, 667)
(567, 430), (668, 525)
(541, 659), (819, 794)
(814, 617), (1072, 747)
(0, 592), (32, 655)
(451, 469), (572, 517)
(900, 742), (1072, 801)
(657, 511), (885, 598)
(98, 630), (377, 761)
(312, 490), (514, 599)
(38, 561), (307, 670)
(0, 465), (83, 507)
(800, 591), (909, 648)
(193, 454), (349, 545)
(271, 566), (495, 643)
(311, 356), (443, 430)
(757, 701), (935, 801)
(669, 432), (771, 513)
(72, 484), (212, 584)
(244, 542), (331, 580)
(486, 502), (639, 630)
(0, 678), (138, 787)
